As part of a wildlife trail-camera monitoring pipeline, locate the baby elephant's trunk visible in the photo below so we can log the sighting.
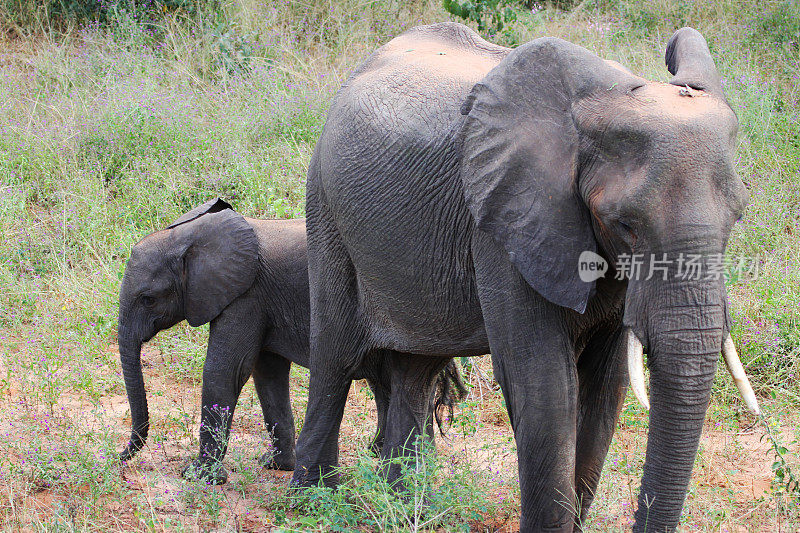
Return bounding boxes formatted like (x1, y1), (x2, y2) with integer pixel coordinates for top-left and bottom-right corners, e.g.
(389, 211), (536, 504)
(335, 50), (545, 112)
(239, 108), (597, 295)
(118, 325), (149, 461)
(433, 359), (469, 434)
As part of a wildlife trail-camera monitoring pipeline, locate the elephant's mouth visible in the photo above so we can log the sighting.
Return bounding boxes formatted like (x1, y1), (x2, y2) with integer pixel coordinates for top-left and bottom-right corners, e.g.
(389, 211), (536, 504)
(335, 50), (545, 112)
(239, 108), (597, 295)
(624, 327), (759, 415)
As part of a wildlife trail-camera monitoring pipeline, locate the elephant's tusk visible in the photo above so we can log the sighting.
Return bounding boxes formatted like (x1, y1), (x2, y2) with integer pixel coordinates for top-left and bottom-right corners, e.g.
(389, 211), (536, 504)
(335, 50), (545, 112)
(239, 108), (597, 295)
(625, 329), (650, 410)
(722, 336), (761, 415)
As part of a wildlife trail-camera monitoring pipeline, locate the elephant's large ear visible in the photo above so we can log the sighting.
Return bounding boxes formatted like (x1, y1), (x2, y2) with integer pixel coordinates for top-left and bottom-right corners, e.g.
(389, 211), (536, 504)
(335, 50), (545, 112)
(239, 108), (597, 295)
(459, 37), (628, 313)
(168, 197), (233, 229)
(170, 207), (258, 327)
(665, 27), (725, 100)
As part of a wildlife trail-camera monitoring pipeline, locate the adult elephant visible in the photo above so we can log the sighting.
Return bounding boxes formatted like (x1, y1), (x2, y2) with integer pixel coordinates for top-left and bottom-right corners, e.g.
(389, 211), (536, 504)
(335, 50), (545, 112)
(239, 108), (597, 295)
(291, 22), (760, 532)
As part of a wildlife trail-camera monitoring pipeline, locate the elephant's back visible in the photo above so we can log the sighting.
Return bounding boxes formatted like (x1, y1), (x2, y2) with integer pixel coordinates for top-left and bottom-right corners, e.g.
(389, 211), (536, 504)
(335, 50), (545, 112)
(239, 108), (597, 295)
(247, 218), (306, 267)
(246, 217), (311, 365)
(309, 24), (500, 356)
(335, 23), (509, 140)
(319, 22), (510, 196)
(359, 22), (508, 70)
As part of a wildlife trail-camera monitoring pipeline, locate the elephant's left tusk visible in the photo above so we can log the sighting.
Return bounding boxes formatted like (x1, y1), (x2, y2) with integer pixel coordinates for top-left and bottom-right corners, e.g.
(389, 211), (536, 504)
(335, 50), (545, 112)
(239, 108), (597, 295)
(626, 329), (650, 410)
(722, 336), (761, 415)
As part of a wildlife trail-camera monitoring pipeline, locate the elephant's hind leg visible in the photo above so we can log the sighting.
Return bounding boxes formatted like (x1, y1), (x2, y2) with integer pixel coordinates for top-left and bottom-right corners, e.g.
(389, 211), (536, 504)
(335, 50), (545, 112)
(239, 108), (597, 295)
(574, 327), (627, 529)
(291, 317), (367, 488)
(365, 363), (391, 456)
(290, 188), (369, 488)
(253, 352), (296, 471)
(379, 352), (450, 487)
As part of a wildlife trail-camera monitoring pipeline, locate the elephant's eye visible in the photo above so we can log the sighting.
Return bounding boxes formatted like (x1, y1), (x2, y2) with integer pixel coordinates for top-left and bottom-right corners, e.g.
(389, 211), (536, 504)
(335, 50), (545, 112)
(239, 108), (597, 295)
(141, 295), (156, 307)
(616, 219), (637, 242)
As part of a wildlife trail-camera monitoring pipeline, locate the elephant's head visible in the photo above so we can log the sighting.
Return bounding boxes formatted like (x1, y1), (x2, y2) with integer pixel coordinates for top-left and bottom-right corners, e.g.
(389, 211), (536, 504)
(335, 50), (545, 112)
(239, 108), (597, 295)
(460, 28), (757, 531)
(117, 198), (258, 460)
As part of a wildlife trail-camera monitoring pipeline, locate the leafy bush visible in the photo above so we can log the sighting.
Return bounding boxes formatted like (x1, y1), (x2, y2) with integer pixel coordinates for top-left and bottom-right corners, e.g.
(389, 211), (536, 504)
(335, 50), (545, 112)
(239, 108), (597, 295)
(0, 0), (222, 35)
(442, 0), (520, 34)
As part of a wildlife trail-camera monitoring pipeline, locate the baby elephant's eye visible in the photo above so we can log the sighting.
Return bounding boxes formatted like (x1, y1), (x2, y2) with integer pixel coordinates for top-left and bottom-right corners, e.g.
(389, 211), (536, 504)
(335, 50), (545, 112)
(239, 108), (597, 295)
(141, 295), (156, 307)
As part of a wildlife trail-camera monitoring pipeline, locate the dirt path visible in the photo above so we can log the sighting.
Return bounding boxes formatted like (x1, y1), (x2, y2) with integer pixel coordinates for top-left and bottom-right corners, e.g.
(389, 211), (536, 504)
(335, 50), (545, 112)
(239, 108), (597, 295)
(0, 337), (792, 531)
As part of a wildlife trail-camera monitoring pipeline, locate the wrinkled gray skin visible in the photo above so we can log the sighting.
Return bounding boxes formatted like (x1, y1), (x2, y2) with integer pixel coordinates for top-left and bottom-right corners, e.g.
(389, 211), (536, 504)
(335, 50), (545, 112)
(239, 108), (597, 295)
(117, 199), (465, 484)
(291, 23), (747, 532)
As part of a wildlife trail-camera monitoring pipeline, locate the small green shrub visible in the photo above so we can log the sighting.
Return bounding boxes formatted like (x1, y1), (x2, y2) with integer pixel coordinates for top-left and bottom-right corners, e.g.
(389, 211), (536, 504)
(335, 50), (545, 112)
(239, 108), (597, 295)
(761, 416), (800, 519)
(443, 0), (519, 34)
(284, 439), (504, 532)
(211, 25), (258, 76)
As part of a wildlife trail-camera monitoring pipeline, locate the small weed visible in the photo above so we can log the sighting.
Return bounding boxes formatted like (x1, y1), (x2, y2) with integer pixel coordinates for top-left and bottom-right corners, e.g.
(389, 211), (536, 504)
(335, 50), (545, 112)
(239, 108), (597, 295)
(443, 0), (520, 35)
(761, 415), (800, 517)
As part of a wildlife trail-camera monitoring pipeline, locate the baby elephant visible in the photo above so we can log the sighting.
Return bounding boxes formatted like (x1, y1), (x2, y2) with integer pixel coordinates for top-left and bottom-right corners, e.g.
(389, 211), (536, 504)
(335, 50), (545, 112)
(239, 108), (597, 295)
(117, 198), (464, 484)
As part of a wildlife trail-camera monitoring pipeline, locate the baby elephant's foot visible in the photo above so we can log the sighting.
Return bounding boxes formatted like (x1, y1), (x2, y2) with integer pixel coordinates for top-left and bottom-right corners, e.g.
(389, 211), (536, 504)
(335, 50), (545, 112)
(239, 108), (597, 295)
(260, 449), (296, 471)
(182, 458), (228, 485)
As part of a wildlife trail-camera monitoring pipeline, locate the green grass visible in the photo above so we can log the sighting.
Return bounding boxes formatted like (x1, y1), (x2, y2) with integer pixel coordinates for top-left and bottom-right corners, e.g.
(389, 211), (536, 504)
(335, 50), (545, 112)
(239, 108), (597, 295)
(0, 0), (798, 530)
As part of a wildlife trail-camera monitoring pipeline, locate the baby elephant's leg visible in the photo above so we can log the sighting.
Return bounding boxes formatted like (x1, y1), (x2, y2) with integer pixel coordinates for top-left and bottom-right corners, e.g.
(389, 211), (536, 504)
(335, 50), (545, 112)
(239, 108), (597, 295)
(183, 320), (261, 484)
(253, 352), (296, 470)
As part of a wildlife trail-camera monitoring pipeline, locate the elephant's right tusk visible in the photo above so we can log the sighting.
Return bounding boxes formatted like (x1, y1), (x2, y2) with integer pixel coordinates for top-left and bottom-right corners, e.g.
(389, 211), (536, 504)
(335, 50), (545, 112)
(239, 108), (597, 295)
(625, 329), (650, 410)
(722, 336), (761, 415)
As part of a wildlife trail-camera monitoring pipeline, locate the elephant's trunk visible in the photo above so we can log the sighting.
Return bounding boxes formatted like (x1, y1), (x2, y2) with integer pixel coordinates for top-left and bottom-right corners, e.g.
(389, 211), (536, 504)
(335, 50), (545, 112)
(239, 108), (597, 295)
(629, 278), (724, 532)
(118, 324), (149, 461)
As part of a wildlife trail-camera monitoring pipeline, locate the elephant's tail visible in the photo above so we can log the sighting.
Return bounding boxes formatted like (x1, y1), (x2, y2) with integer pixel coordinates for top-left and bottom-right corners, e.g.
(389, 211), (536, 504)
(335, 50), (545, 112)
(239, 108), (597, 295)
(118, 326), (149, 461)
(433, 359), (468, 435)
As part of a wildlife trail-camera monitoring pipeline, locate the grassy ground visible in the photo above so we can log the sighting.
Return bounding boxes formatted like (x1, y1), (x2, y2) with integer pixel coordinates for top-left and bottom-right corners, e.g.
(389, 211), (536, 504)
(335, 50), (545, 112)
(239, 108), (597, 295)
(0, 0), (798, 530)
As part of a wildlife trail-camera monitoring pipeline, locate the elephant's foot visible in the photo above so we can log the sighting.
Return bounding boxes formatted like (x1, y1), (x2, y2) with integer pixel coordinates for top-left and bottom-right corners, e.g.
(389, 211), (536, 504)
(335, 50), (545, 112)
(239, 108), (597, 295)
(518, 510), (575, 533)
(260, 449), (296, 471)
(289, 462), (339, 488)
(182, 458), (228, 485)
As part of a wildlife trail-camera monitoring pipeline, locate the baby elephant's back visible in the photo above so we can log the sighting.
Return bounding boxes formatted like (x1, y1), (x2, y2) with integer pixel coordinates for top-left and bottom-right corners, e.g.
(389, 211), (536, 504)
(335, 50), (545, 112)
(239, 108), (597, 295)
(245, 217), (311, 364)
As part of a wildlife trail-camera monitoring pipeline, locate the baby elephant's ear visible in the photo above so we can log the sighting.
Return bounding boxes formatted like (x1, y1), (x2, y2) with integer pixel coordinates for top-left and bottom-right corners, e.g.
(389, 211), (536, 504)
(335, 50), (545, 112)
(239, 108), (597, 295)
(168, 197), (233, 229)
(171, 208), (258, 327)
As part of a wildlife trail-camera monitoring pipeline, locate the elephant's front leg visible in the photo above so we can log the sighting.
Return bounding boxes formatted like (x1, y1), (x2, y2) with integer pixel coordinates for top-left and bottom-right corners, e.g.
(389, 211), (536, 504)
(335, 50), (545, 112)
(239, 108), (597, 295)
(183, 316), (263, 485)
(573, 327), (627, 529)
(252, 351), (296, 470)
(291, 348), (357, 487)
(473, 232), (578, 532)
(488, 323), (579, 531)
